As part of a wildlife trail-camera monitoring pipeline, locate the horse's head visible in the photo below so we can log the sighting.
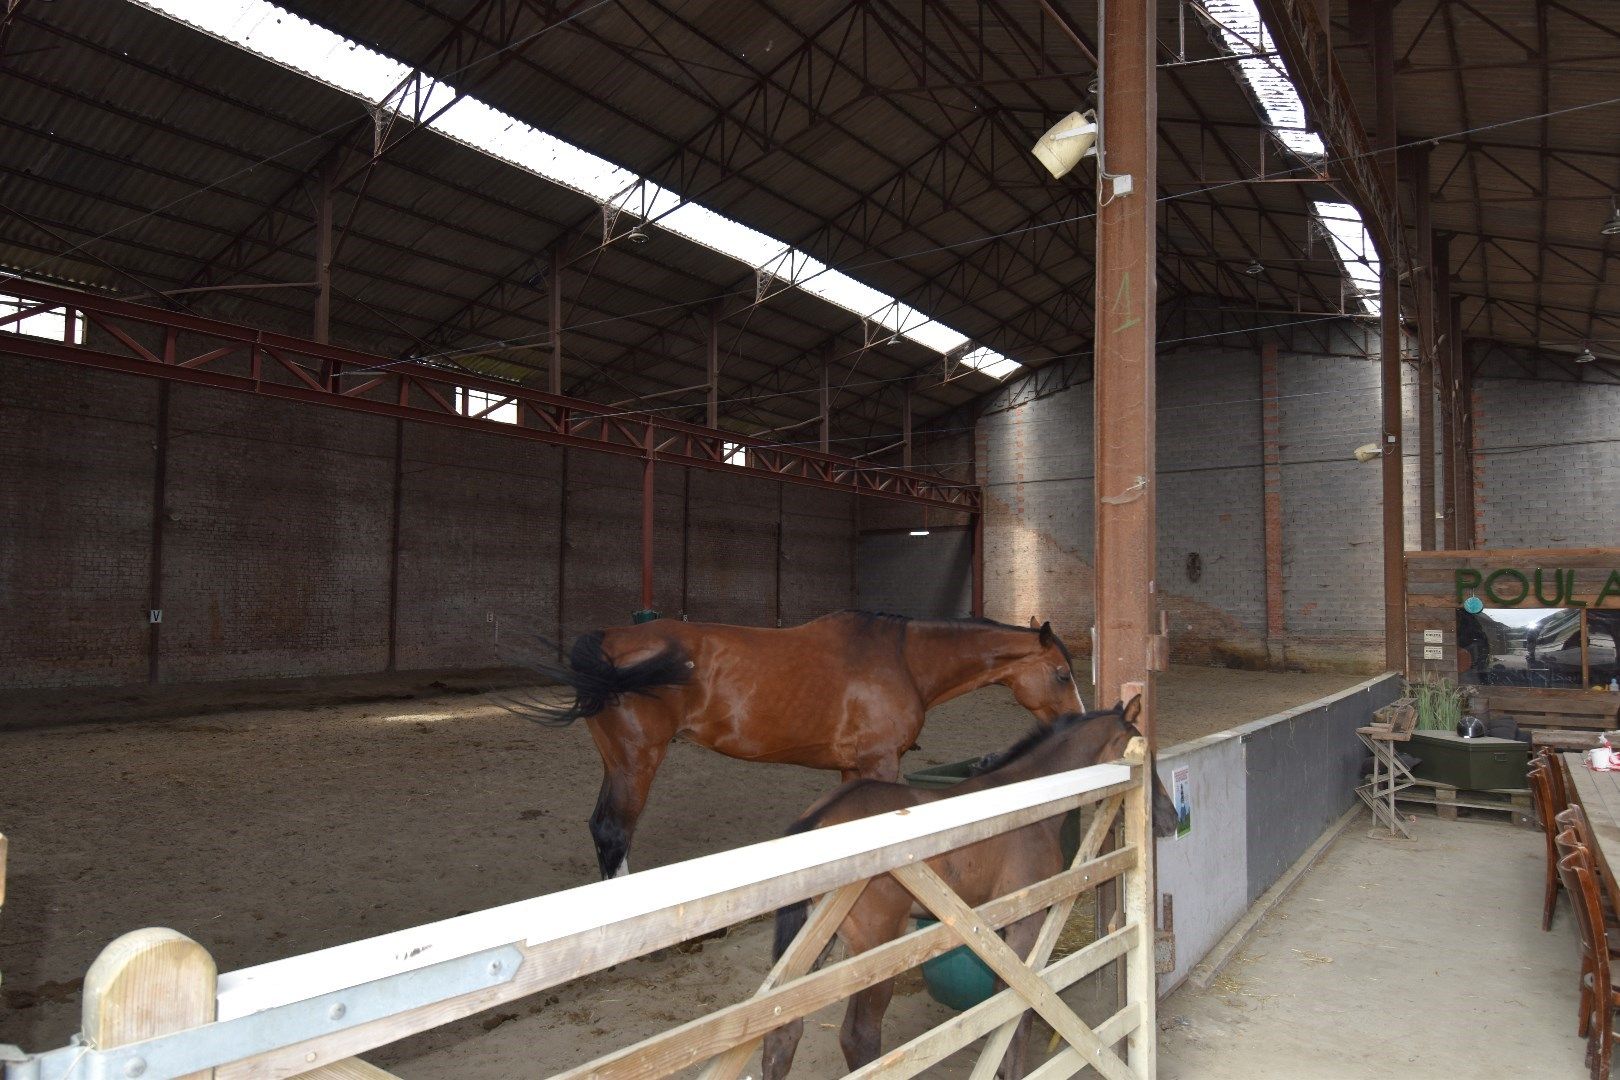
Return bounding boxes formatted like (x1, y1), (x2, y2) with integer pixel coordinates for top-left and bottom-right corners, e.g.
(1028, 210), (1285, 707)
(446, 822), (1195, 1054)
(1051, 697), (1178, 838)
(1001, 617), (1085, 725)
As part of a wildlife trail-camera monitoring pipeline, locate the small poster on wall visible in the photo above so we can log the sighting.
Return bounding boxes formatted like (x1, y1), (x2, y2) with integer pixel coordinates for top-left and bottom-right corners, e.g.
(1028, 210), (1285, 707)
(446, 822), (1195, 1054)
(1172, 764), (1192, 839)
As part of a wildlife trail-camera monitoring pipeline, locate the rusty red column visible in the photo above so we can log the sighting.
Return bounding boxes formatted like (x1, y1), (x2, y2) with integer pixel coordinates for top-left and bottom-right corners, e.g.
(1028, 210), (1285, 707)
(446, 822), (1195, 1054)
(1093, 0), (1159, 728)
(1373, 0), (1406, 671)
(641, 424), (656, 612)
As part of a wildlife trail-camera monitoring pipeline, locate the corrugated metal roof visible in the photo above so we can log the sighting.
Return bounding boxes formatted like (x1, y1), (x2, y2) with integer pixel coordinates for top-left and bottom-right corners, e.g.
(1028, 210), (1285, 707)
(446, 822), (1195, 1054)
(3, 0), (1527, 451)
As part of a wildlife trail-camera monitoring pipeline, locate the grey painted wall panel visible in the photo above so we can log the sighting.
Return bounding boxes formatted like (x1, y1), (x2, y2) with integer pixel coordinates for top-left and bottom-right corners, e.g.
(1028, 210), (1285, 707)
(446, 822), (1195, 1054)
(1240, 675), (1402, 903)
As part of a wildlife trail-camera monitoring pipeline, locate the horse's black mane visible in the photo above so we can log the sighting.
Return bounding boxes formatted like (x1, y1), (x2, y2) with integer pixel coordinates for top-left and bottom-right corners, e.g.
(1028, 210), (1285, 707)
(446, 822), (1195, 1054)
(838, 610), (1073, 661)
(968, 703), (1126, 776)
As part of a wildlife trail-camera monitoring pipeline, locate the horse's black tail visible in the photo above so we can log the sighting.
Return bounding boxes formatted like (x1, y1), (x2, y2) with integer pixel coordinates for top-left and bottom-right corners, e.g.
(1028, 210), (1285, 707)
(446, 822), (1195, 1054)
(773, 898), (810, 962)
(497, 624), (691, 727)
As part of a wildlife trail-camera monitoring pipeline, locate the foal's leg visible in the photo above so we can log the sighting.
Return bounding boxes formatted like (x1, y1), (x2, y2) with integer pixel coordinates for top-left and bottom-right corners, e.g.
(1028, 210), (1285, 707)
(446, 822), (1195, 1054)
(995, 912), (1045, 1080)
(584, 706), (671, 879)
(838, 899), (910, 1069)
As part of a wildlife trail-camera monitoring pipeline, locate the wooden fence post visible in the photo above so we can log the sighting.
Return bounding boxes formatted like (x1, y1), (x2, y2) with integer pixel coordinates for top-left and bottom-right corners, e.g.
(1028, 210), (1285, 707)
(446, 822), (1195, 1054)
(1121, 727), (1157, 1079)
(83, 928), (217, 1080)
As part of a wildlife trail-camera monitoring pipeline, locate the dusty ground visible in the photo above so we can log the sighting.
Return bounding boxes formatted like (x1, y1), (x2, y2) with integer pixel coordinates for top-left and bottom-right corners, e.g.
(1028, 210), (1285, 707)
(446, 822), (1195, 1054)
(0, 665), (1360, 1070)
(1159, 817), (1583, 1080)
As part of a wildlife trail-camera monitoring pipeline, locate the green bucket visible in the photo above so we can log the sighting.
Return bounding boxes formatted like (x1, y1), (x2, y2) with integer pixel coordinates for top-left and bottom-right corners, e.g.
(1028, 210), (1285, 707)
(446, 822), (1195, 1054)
(902, 758), (1081, 1010)
(630, 608), (661, 624)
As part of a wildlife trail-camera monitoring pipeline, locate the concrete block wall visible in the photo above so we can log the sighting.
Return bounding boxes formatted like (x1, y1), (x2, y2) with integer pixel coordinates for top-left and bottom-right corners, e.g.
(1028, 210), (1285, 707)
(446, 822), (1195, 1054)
(0, 354), (856, 689)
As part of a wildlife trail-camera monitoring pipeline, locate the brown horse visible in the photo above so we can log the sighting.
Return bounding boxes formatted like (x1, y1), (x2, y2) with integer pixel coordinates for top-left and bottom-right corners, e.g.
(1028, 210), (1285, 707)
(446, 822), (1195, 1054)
(507, 611), (1086, 879)
(762, 699), (1175, 1079)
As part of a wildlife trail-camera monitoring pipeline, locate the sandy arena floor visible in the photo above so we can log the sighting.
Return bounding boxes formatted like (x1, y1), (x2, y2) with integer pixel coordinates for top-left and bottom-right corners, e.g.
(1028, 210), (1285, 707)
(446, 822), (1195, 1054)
(0, 665), (1360, 1068)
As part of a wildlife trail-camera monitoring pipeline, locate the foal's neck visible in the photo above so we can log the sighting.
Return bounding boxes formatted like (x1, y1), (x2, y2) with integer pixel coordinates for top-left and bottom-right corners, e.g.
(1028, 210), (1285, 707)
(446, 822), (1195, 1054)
(903, 622), (1036, 707)
(959, 722), (1113, 793)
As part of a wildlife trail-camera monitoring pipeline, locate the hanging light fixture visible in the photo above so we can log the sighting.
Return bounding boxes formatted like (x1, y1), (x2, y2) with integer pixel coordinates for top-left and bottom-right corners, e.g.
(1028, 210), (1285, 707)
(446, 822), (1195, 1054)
(1602, 197), (1620, 237)
(626, 225), (650, 244)
(1244, 259), (1265, 276)
(1031, 110), (1098, 180)
(1576, 346), (1597, 364)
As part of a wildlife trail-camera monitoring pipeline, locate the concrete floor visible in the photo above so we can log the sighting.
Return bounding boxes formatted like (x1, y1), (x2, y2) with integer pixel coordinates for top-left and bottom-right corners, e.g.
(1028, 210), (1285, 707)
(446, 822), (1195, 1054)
(1159, 814), (1589, 1080)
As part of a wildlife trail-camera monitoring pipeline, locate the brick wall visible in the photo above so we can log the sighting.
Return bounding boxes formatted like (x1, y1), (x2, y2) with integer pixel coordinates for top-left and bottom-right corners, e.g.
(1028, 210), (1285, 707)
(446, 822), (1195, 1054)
(1472, 377), (1620, 548)
(0, 354), (856, 689)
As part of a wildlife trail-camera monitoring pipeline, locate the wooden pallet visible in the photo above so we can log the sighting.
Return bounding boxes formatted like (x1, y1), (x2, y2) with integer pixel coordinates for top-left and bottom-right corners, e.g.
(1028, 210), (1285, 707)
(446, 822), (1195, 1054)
(1390, 779), (1533, 825)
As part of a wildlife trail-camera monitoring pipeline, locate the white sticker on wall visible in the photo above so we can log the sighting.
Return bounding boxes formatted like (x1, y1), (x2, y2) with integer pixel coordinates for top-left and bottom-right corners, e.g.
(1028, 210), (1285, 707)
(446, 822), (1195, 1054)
(1423, 629), (1443, 644)
(1423, 645), (1443, 660)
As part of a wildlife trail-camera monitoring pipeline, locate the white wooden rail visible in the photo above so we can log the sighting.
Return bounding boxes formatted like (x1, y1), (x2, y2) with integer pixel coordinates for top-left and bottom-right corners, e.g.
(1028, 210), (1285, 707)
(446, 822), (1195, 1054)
(3, 753), (1157, 1080)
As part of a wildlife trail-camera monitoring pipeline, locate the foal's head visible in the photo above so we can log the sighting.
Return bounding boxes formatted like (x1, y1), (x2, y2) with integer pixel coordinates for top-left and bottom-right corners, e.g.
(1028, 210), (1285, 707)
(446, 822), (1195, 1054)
(1043, 698), (1179, 838)
(1000, 617), (1085, 724)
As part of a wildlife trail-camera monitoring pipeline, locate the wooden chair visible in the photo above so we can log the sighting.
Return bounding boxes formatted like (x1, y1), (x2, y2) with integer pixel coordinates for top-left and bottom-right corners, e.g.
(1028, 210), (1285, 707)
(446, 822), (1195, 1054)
(1555, 832), (1616, 1079)
(1532, 757), (1566, 930)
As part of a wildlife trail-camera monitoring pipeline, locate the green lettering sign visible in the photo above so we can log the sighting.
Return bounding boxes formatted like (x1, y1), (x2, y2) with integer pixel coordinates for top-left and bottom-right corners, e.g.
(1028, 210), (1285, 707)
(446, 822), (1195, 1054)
(1454, 568), (1483, 602)
(1484, 568), (1529, 606)
(1598, 570), (1620, 608)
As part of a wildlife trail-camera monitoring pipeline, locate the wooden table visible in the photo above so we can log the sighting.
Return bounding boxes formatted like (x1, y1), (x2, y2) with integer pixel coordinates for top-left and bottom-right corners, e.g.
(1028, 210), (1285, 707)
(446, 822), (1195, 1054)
(1561, 753), (1620, 902)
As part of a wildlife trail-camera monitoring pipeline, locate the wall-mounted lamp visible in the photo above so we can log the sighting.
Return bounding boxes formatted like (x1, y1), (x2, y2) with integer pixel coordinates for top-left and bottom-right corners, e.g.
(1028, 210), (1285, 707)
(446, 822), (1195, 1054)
(1244, 259), (1265, 276)
(1353, 442), (1383, 463)
(910, 529), (931, 537)
(1031, 110), (1098, 180)
(1576, 346), (1597, 364)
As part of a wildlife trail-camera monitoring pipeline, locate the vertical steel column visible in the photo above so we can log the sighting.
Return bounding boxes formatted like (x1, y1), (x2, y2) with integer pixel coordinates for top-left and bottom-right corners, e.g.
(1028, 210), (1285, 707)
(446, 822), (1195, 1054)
(312, 166), (333, 347)
(1094, 3), (1158, 1069)
(970, 509), (985, 618)
(641, 424), (656, 612)
(1407, 147), (1437, 551)
(707, 306), (720, 430)
(901, 381), (913, 469)
(1453, 307), (1475, 548)
(386, 419), (404, 671)
(1435, 233), (1457, 549)
(1260, 340), (1287, 668)
(819, 358), (831, 455)
(146, 383), (171, 684)
(549, 245), (564, 397)
(1373, 0), (1406, 671)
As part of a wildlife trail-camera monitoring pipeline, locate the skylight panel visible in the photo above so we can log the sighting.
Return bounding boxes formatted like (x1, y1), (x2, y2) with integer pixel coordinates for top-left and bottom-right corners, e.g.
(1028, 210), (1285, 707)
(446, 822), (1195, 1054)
(1200, 0), (1323, 157)
(135, 0), (1023, 380)
(1199, 0), (1384, 318)
(1312, 201), (1382, 314)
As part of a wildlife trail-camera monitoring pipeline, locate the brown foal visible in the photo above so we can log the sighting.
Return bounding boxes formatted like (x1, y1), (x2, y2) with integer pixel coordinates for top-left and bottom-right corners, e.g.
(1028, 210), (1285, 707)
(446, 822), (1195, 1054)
(761, 698), (1176, 1079)
(510, 611), (1086, 879)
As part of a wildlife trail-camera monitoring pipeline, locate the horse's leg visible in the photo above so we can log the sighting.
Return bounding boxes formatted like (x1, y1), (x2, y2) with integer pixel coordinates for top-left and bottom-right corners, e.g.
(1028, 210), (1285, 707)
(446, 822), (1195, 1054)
(837, 900), (909, 1069)
(995, 912), (1044, 1080)
(585, 707), (671, 880)
(761, 1015), (805, 1080)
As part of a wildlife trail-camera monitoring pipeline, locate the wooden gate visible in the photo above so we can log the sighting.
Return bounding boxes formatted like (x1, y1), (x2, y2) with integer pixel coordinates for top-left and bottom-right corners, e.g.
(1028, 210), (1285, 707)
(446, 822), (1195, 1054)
(3, 748), (1157, 1080)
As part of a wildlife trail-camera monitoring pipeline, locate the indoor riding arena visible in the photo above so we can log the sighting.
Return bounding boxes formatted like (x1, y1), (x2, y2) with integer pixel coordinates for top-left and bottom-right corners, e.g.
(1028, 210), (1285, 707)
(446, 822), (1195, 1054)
(1, 2), (1616, 1078)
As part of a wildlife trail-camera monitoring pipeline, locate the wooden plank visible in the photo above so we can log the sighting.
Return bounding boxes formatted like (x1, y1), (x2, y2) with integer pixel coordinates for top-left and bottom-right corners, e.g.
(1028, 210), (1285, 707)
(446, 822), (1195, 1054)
(1407, 547), (1620, 561)
(696, 880), (867, 1080)
(292, 1059), (402, 1080)
(1564, 754), (1620, 905)
(548, 849), (1136, 1080)
(215, 774), (1130, 1080)
(83, 929), (217, 1080)
(1532, 729), (1603, 750)
(846, 929), (1139, 1080)
(1022, 1004), (1144, 1080)
(218, 766), (1131, 1021)
(1119, 748), (1156, 1079)
(892, 861), (1136, 1080)
(967, 794), (1126, 1080)
(0, 832), (7, 908)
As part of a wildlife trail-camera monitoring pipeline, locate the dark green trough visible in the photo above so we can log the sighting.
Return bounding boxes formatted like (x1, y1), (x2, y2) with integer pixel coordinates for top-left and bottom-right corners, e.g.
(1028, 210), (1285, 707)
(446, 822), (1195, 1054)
(902, 759), (1082, 1010)
(1408, 730), (1530, 791)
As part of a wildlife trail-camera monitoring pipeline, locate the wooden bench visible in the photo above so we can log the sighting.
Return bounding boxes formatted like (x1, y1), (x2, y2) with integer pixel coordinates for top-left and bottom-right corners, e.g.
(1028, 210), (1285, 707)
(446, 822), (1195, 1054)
(1476, 687), (1620, 732)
